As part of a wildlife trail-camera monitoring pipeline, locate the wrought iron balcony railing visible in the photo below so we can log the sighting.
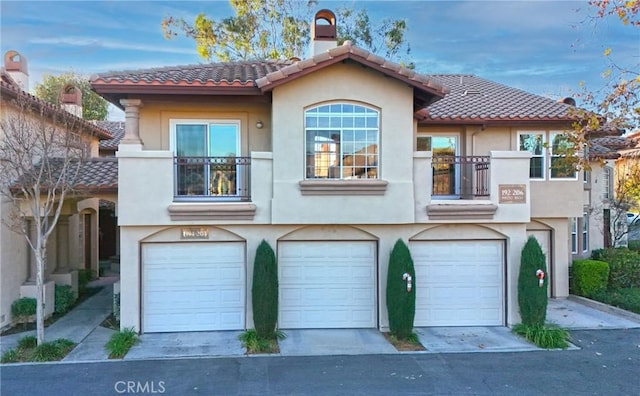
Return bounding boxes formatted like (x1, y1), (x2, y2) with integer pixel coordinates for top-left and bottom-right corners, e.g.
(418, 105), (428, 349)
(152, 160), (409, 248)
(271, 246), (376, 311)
(174, 156), (251, 200)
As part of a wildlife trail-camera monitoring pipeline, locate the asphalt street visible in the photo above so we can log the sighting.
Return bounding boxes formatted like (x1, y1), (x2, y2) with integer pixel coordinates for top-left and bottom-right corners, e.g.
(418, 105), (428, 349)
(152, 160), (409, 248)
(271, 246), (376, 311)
(1, 329), (639, 396)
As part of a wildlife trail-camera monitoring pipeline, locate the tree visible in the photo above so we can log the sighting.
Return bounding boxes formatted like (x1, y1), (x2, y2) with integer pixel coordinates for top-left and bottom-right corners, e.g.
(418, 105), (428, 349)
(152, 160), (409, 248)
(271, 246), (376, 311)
(567, 1), (639, 171)
(386, 239), (415, 340)
(609, 161), (640, 245)
(0, 94), (93, 345)
(161, 0), (411, 64)
(252, 240), (278, 339)
(517, 236), (548, 327)
(34, 73), (109, 121)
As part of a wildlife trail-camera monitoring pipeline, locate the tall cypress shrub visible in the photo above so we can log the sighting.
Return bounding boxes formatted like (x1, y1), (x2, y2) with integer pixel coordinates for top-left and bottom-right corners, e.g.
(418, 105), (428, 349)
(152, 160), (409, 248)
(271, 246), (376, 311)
(252, 240), (278, 339)
(518, 236), (548, 326)
(386, 239), (416, 340)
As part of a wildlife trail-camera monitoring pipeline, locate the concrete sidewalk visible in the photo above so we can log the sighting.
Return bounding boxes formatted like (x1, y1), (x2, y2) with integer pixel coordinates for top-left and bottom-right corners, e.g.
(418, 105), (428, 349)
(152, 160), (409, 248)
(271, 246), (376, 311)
(2, 290), (640, 363)
(0, 283), (114, 359)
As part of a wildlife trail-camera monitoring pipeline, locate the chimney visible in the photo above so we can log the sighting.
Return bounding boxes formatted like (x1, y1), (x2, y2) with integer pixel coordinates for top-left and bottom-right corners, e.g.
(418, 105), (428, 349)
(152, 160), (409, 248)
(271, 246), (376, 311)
(310, 9), (337, 56)
(60, 84), (83, 118)
(4, 50), (29, 91)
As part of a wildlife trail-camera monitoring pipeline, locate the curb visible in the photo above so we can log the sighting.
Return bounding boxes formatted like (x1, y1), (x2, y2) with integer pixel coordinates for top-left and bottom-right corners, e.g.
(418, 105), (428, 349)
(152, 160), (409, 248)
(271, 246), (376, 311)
(567, 295), (640, 324)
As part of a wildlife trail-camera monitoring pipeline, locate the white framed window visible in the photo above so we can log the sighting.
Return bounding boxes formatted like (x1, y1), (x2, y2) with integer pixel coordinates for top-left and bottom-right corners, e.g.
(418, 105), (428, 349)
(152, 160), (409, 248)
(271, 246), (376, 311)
(602, 166), (612, 200)
(550, 132), (577, 179)
(518, 132), (545, 179)
(582, 212), (589, 253)
(170, 119), (243, 198)
(305, 103), (379, 179)
(571, 217), (578, 254)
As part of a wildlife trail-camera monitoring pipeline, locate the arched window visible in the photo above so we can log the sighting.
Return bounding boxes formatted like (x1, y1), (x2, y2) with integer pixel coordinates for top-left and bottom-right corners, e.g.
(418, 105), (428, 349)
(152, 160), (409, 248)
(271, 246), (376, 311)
(304, 103), (379, 179)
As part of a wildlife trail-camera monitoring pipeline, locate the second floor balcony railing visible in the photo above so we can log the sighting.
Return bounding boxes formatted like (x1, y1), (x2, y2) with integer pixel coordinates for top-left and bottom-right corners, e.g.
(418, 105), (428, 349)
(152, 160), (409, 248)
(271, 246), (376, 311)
(174, 156), (251, 201)
(432, 155), (490, 198)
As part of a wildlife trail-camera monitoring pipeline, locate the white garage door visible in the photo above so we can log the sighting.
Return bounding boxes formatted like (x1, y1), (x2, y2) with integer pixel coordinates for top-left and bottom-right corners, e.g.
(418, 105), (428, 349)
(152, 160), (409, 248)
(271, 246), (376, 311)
(142, 242), (245, 333)
(279, 241), (376, 329)
(411, 240), (504, 326)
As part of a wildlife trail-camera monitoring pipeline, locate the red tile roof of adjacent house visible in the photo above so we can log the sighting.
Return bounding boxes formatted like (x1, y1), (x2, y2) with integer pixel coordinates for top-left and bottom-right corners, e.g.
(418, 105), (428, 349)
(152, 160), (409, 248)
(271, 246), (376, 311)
(10, 158), (118, 195)
(95, 121), (125, 151)
(73, 157), (118, 193)
(1, 70), (113, 140)
(416, 75), (574, 125)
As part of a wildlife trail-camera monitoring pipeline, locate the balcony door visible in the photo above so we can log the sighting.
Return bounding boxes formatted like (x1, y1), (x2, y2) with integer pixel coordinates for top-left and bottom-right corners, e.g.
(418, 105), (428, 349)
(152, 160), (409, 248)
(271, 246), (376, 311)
(174, 121), (240, 197)
(431, 136), (459, 197)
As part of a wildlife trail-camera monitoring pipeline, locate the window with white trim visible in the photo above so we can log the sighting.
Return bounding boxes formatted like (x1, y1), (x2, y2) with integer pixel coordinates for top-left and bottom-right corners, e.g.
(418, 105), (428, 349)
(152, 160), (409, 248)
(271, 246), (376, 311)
(571, 217), (578, 254)
(602, 166), (612, 200)
(550, 133), (577, 179)
(171, 120), (245, 198)
(518, 132), (545, 179)
(305, 103), (379, 179)
(582, 212), (589, 253)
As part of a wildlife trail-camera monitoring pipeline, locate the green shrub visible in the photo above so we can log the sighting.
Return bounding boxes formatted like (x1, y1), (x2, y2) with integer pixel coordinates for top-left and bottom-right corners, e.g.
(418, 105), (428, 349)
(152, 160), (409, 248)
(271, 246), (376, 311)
(17, 335), (37, 349)
(386, 239), (416, 340)
(238, 329), (286, 353)
(590, 248), (609, 261)
(628, 240), (640, 253)
(31, 339), (75, 362)
(570, 259), (609, 297)
(1, 349), (19, 363)
(252, 240), (278, 339)
(591, 287), (640, 314)
(77, 269), (96, 291)
(105, 327), (138, 359)
(606, 249), (640, 288)
(512, 323), (569, 349)
(518, 236), (547, 326)
(11, 297), (36, 321)
(55, 285), (76, 314)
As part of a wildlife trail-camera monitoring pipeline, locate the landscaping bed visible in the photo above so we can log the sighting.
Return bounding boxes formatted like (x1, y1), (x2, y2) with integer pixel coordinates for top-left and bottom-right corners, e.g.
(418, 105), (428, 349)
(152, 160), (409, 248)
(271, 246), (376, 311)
(1, 336), (75, 363)
(591, 287), (640, 314)
(382, 332), (426, 351)
(1, 286), (103, 336)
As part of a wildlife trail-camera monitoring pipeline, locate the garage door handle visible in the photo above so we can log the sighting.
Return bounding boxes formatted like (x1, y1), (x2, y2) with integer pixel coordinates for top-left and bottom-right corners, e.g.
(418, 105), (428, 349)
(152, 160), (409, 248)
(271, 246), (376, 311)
(402, 273), (413, 292)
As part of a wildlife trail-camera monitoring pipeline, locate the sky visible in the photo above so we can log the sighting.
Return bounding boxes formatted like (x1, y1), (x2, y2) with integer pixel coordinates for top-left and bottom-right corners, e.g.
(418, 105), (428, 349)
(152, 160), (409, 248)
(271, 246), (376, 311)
(1, 0), (638, 121)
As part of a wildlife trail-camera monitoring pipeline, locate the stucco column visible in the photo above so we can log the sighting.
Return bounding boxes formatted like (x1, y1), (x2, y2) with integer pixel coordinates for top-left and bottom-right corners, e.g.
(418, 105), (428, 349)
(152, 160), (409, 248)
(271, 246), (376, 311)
(27, 219), (37, 283)
(119, 99), (143, 147)
(55, 216), (70, 273)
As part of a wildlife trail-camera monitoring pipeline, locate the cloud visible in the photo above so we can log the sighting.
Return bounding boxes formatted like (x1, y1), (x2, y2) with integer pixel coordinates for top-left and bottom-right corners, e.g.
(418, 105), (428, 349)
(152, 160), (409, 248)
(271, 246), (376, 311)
(29, 36), (195, 55)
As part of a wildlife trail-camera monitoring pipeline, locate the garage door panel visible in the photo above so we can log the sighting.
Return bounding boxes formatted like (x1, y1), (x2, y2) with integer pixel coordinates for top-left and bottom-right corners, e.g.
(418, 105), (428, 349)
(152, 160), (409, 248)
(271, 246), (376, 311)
(278, 241), (376, 329)
(412, 240), (504, 327)
(143, 242), (245, 333)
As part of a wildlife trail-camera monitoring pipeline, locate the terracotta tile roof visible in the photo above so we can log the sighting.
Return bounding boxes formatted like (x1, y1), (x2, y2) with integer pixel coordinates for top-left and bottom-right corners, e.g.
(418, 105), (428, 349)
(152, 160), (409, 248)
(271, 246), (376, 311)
(95, 121), (125, 151)
(418, 75), (574, 124)
(91, 41), (448, 107)
(91, 60), (291, 86)
(74, 158), (118, 193)
(254, 41), (449, 99)
(11, 158), (118, 195)
(1, 71), (113, 140)
(588, 136), (636, 160)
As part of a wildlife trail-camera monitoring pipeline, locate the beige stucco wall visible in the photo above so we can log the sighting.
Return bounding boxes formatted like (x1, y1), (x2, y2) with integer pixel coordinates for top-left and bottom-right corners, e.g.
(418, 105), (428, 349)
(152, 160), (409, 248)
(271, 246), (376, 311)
(0, 198), (29, 329)
(137, 102), (271, 153)
(119, 222), (538, 332)
(270, 62), (416, 224)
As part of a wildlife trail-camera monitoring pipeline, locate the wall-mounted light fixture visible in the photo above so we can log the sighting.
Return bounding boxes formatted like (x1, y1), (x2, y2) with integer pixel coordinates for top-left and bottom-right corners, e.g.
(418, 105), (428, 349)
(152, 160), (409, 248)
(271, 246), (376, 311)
(256, 120), (264, 129)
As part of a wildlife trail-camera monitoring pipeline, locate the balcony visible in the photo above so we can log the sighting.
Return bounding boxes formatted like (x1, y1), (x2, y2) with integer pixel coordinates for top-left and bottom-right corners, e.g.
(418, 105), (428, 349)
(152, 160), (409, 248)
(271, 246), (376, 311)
(414, 151), (532, 222)
(174, 156), (251, 201)
(431, 155), (490, 199)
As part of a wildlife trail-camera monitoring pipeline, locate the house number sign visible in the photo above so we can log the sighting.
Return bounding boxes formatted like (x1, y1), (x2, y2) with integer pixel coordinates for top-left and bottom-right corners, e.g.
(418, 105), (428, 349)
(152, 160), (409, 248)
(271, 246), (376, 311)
(499, 184), (526, 204)
(181, 228), (209, 240)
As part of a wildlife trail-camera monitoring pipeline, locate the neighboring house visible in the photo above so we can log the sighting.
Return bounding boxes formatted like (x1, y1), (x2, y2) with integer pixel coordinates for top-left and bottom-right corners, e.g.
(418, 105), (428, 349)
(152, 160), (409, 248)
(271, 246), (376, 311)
(0, 51), (115, 330)
(91, 10), (584, 333)
(576, 131), (632, 258)
(95, 121), (124, 263)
